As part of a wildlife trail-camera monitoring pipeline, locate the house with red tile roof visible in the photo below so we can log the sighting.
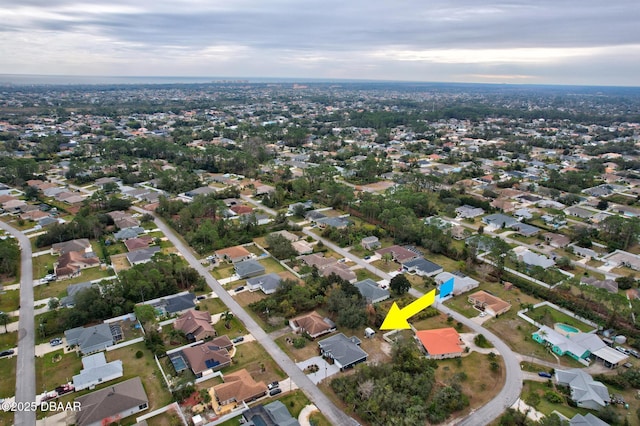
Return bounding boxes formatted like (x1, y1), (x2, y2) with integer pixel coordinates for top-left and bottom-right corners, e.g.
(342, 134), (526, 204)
(215, 245), (252, 263)
(415, 328), (464, 359)
(289, 311), (336, 339)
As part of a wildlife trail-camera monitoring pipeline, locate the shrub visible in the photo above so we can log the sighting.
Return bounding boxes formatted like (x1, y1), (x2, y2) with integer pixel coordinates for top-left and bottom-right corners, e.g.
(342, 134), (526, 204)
(293, 337), (307, 349)
(135, 350), (144, 359)
(544, 390), (563, 404)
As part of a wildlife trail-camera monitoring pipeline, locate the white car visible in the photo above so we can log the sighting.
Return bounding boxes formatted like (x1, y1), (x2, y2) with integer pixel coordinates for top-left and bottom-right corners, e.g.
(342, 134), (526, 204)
(479, 312), (487, 318)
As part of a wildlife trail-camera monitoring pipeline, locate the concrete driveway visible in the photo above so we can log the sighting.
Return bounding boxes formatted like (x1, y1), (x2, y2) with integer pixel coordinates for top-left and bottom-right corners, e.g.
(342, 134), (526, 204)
(296, 357), (340, 385)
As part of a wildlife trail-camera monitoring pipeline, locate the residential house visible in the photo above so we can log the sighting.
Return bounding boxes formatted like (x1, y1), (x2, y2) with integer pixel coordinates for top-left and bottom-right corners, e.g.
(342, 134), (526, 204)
(402, 257), (444, 277)
(74, 377), (149, 426)
(114, 226), (145, 241)
(361, 236), (381, 250)
(321, 263), (357, 282)
(270, 230), (299, 242)
(241, 400), (300, 426)
(467, 291), (511, 316)
(123, 235), (153, 252)
(289, 311), (336, 339)
(126, 246), (161, 266)
(174, 309), (215, 342)
(434, 271), (480, 296)
(182, 343), (232, 377)
(234, 259), (266, 279)
(52, 238), (92, 255)
(147, 292), (196, 315)
(555, 369), (610, 410)
(482, 213), (519, 230)
(375, 245), (420, 264)
(415, 328), (464, 359)
(65, 324), (116, 355)
(55, 250), (100, 280)
(569, 413), (610, 426)
(60, 281), (96, 308)
(565, 206), (595, 220)
(209, 369), (268, 415)
(72, 352), (123, 391)
(184, 186), (218, 199)
(455, 205), (485, 219)
(532, 326), (627, 368)
(318, 333), (368, 370)
(581, 276), (618, 293)
(291, 240), (313, 255)
(491, 199), (515, 213)
(215, 245), (252, 263)
(513, 208), (533, 220)
(543, 232), (571, 248)
(354, 279), (390, 304)
(316, 216), (351, 229)
(514, 247), (555, 268)
(305, 210), (326, 222)
(511, 223), (541, 237)
(287, 201), (313, 216)
(246, 273), (283, 295)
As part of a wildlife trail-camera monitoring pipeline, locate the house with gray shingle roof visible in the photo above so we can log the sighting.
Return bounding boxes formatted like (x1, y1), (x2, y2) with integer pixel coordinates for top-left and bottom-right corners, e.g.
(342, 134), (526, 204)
(74, 377), (148, 426)
(126, 246), (161, 265)
(72, 352), (123, 391)
(555, 369), (610, 410)
(234, 259), (266, 279)
(246, 273), (282, 294)
(318, 333), (368, 371)
(65, 324), (115, 355)
(354, 279), (390, 304)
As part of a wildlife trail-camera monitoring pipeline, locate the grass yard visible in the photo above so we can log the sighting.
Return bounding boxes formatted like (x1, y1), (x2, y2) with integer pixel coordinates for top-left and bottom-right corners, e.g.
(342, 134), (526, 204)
(520, 380), (591, 420)
(233, 290), (267, 307)
(276, 390), (331, 425)
(105, 342), (173, 411)
(197, 297), (228, 314)
(371, 259), (399, 273)
(434, 352), (505, 419)
(275, 332), (321, 361)
(259, 257), (286, 274)
(213, 316), (246, 338)
(0, 356), (16, 398)
(245, 244), (264, 256)
(32, 253), (57, 279)
(355, 268), (379, 282)
(411, 311), (471, 334)
(0, 289), (19, 313)
(33, 279), (73, 301)
(226, 341), (286, 384)
(35, 349), (82, 393)
(0, 332), (17, 351)
(211, 264), (235, 280)
(524, 304), (595, 332)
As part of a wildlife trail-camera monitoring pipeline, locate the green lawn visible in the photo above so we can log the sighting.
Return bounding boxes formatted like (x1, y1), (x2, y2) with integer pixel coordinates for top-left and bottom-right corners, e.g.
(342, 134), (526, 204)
(524, 304), (595, 332)
(197, 297), (228, 314)
(0, 332), (18, 351)
(259, 257), (286, 274)
(0, 289), (19, 313)
(33, 279), (72, 301)
(32, 253), (57, 279)
(245, 244), (264, 256)
(355, 268), (379, 282)
(0, 356), (16, 398)
(214, 316), (246, 338)
(35, 349), (82, 393)
(211, 264), (235, 280)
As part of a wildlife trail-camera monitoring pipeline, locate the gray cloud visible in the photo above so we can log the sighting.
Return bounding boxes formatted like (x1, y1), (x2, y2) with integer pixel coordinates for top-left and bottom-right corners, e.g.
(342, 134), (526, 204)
(0, 0), (639, 85)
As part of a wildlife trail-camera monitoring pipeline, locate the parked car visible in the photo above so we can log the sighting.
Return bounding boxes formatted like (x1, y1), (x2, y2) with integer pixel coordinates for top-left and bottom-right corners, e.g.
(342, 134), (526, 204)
(232, 336), (245, 343)
(538, 372), (552, 378)
(616, 346), (629, 354)
(269, 388), (282, 396)
(268, 381), (279, 390)
(0, 349), (15, 357)
(624, 362), (633, 368)
(49, 338), (63, 347)
(234, 286), (245, 293)
(196, 295), (206, 301)
(479, 312), (487, 318)
(364, 256), (371, 260)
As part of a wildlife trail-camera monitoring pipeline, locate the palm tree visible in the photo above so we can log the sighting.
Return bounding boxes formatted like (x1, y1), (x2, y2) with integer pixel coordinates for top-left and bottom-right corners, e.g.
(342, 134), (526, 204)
(222, 311), (234, 329)
(0, 311), (9, 333)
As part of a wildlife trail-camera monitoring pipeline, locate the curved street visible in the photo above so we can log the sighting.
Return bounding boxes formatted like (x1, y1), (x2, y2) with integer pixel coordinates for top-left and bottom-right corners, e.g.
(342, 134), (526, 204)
(133, 207), (356, 426)
(0, 220), (36, 426)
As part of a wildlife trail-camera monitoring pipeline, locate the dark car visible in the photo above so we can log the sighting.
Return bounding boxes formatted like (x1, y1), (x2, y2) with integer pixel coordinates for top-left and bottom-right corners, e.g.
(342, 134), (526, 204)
(234, 286), (245, 292)
(232, 336), (244, 343)
(269, 388), (282, 396)
(196, 295), (206, 301)
(268, 381), (279, 390)
(49, 338), (63, 347)
(0, 349), (15, 357)
(538, 372), (552, 378)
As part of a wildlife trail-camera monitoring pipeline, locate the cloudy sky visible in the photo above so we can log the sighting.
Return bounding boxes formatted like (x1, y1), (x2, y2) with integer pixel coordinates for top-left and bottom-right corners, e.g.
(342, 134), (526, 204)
(1, 0), (639, 85)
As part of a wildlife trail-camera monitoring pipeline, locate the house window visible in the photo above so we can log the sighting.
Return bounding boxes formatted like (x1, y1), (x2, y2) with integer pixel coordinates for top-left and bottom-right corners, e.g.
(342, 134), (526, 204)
(139, 403), (148, 410)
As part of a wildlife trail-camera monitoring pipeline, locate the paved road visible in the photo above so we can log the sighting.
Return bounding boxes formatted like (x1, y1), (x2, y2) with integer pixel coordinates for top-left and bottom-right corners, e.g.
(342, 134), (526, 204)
(0, 221), (36, 426)
(133, 207), (355, 426)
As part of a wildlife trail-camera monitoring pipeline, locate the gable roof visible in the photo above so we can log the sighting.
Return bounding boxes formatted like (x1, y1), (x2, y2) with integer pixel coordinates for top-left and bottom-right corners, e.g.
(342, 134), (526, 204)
(402, 257), (443, 274)
(246, 273), (283, 293)
(114, 226), (145, 240)
(570, 413), (611, 426)
(354, 279), (390, 303)
(75, 377), (148, 426)
(234, 259), (266, 278)
(375, 245), (419, 263)
(126, 246), (161, 264)
(555, 368), (610, 408)
(52, 238), (92, 254)
(416, 328), (463, 356)
(64, 324), (114, 353)
(215, 245), (251, 261)
(318, 333), (367, 368)
(72, 353), (123, 390)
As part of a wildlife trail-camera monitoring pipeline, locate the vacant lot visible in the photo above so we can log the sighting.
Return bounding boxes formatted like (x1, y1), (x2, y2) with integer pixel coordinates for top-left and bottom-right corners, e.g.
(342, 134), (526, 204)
(0, 289), (19, 313)
(226, 341), (285, 384)
(0, 356), (16, 398)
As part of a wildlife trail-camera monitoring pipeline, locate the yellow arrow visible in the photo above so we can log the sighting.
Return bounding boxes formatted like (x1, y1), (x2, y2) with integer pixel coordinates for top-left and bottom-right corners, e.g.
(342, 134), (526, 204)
(380, 289), (436, 330)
